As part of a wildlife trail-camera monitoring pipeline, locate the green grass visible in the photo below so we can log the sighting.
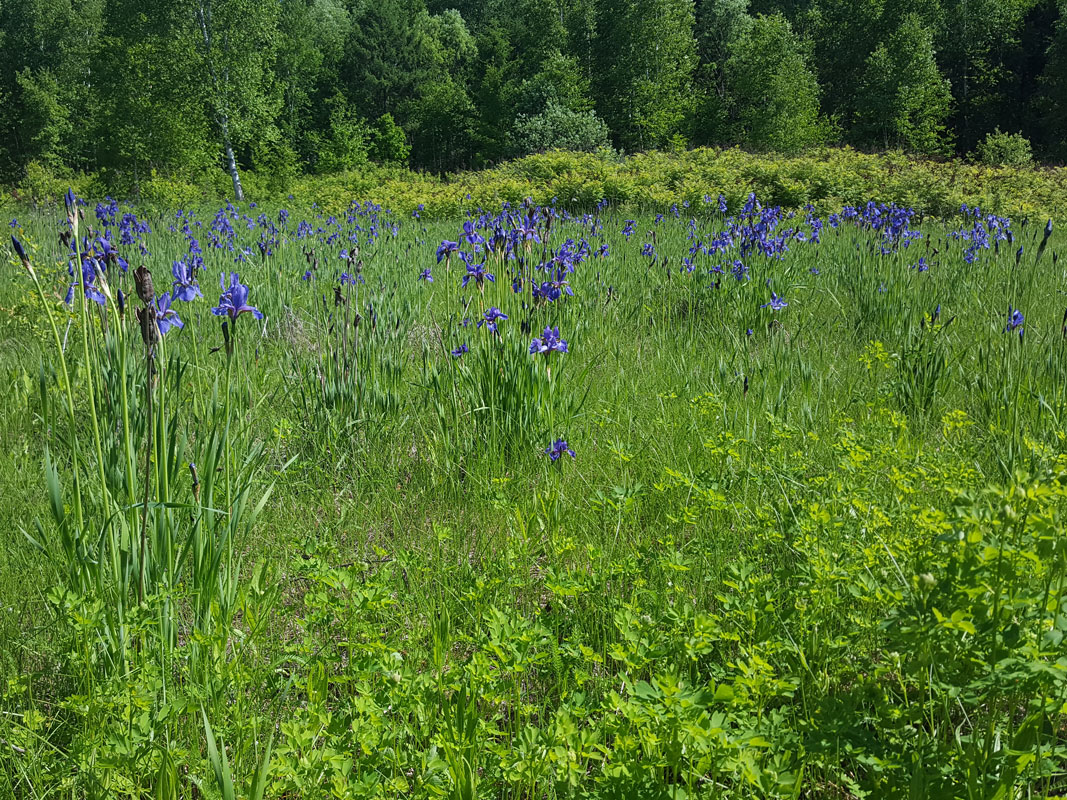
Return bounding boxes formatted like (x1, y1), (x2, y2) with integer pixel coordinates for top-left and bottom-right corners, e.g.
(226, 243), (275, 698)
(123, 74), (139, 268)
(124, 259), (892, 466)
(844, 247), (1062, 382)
(0, 195), (1065, 799)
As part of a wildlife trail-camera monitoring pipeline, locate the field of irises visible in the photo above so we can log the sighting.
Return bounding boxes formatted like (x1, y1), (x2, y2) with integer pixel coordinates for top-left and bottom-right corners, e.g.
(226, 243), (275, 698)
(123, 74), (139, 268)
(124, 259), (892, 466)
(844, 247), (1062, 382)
(0, 190), (1066, 799)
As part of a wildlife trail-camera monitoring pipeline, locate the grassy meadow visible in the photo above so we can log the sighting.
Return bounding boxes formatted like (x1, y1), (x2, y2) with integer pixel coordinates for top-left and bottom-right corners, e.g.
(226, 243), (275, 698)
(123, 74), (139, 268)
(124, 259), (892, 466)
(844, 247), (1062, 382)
(0, 189), (1065, 799)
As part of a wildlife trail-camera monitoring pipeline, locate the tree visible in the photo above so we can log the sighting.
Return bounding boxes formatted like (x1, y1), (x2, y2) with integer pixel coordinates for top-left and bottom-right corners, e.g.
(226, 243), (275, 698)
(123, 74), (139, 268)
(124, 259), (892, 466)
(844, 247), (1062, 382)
(1037, 12), (1067, 158)
(593, 0), (697, 150)
(724, 13), (829, 151)
(192, 0), (283, 200)
(369, 113), (410, 165)
(515, 51), (593, 116)
(936, 0), (1036, 150)
(275, 0), (350, 169)
(92, 0), (213, 184)
(0, 0), (104, 177)
(693, 0), (752, 143)
(343, 0), (427, 120)
(511, 102), (610, 154)
(853, 14), (953, 154)
(404, 8), (479, 171)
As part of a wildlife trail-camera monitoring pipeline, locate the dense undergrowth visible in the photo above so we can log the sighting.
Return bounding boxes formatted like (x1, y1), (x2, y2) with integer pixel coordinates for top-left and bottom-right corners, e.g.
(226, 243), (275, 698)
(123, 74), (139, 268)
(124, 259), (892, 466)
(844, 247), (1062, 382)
(10, 146), (1067, 223)
(0, 189), (1065, 799)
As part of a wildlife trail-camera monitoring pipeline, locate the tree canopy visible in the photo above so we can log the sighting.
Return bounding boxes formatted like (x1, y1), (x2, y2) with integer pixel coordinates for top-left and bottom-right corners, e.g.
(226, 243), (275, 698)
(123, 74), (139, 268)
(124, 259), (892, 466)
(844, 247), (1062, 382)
(0, 0), (1062, 190)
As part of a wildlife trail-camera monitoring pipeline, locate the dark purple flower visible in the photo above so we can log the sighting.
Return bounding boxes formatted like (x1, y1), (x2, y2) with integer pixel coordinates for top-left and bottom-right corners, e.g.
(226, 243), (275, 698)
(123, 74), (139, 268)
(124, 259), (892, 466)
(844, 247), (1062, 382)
(437, 240), (460, 263)
(211, 272), (264, 321)
(11, 235), (27, 264)
(761, 292), (788, 312)
(477, 307), (508, 333)
(94, 234), (129, 272)
(530, 326), (568, 356)
(171, 260), (202, 301)
(418, 267), (433, 282)
(451, 343), (469, 358)
(1005, 306), (1024, 334)
(155, 292), (184, 336)
(545, 438), (575, 461)
(460, 253), (494, 289)
(68, 259), (106, 307)
(462, 221), (485, 247)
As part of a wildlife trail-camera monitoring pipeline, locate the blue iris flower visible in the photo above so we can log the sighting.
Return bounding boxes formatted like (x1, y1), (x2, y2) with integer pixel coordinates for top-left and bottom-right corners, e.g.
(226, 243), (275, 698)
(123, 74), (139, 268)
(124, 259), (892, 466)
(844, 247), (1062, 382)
(530, 326), (568, 356)
(211, 272), (264, 321)
(477, 307), (508, 334)
(460, 253), (494, 289)
(154, 292), (184, 336)
(1005, 306), (1024, 334)
(545, 438), (575, 461)
(761, 292), (788, 311)
(171, 260), (202, 301)
(436, 241), (460, 263)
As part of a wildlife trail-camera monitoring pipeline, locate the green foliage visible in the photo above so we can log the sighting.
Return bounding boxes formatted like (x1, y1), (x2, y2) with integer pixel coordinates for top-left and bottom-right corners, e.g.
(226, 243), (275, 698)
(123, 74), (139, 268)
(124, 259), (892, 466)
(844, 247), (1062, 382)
(1, 188), (1067, 798)
(976, 128), (1035, 167)
(369, 113), (410, 165)
(854, 14), (954, 155)
(593, 0), (697, 149)
(308, 94), (370, 174)
(13, 68), (72, 169)
(514, 51), (593, 116)
(725, 14), (830, 152)
(511, 102), (611, 155)
(1, 0), (1066, 183)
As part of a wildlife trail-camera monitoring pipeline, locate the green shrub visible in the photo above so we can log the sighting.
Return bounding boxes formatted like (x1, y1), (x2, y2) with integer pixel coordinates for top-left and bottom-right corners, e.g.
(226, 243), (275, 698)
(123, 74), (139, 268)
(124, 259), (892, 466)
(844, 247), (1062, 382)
(976, 129), (1034, 167)
(369, 113), (410, 166)
(511, 103), (612, 156)
(140, 172), (204, 209)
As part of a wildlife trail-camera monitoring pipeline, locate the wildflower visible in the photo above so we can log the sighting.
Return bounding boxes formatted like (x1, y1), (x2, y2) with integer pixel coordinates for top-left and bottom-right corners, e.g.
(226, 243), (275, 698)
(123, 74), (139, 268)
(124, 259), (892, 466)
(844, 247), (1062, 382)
(545, 438), (575, 461)
(1004, 306), (1024, 334)
(530, 326), (568, 356)
(171, 260), (202, 301)
(154, 292), (184, 336)
(460, 254), (495, 290)
(71, 259), (107, 307)
(477, 307), (508, 334)
(451, 343), (469, 358)
(437, 240), (460, 263)
(11, 235), (28, 267)
(94, 234), (129, 272)
(462, 221), (485, 247)
(761, 292), (788, 311)
(211, 272), (264, 321)
(302, 270), (313, 281)
(418, 267), (433, 282)
(515, 214), (541, 245)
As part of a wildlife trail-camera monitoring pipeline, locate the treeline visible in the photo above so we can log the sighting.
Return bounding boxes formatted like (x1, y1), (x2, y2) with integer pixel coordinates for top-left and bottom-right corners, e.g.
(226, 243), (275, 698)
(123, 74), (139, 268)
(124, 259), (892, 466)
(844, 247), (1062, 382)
(1, 0), (1065, 198)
